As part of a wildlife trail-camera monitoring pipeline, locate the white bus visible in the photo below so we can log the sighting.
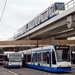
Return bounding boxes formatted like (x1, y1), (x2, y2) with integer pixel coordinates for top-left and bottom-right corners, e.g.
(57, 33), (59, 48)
(3, 52), (23, 68)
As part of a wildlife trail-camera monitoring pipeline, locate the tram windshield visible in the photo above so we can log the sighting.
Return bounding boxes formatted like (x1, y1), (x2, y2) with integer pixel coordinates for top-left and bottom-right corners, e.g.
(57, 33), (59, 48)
(56, 50), (70, 62)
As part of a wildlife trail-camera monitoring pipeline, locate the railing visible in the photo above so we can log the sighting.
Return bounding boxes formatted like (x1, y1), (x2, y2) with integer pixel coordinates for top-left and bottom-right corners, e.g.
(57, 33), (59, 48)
(65, 0), (75, 10)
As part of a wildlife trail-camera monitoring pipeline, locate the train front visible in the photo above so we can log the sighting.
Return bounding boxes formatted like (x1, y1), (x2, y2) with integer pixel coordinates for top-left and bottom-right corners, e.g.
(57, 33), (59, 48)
(54, 45), (71, 72)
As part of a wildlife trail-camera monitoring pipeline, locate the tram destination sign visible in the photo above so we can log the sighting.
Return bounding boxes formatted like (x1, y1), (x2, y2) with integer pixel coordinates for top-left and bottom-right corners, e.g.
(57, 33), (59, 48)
(55, 45), (70, 50)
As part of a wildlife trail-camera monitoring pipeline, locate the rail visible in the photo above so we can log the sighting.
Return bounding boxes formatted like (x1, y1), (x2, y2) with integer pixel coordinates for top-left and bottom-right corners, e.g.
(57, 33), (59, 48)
(65, 0), (75, 10)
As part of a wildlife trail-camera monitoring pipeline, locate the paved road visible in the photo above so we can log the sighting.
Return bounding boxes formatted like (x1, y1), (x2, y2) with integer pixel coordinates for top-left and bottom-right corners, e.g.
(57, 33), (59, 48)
(0, 66), (16, 75)
(5, 66), (75, 75)
(0, 65), (75, 75)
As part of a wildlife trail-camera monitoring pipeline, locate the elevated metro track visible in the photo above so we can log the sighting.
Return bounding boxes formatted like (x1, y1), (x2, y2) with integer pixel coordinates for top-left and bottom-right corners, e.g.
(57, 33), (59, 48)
(13, 0), (75, 40)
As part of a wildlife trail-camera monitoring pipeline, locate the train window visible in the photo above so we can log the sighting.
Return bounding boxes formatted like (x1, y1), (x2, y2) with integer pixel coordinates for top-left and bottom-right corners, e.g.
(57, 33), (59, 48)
(49, 5), (55, 16)
(49, 7), (52, 15)
(52, 5), (54, 12)
(43, 52), (49, 64)
(52, 51), (56, 64)
(41, 10), (48, 20)
(47, 52), (49, 64)
(33, 53), (37, 62)
(26, 54), (31, 62)
(56, 49), (70, 62)
(37, 53), (41, 62)
(62, 50), (70, 61)
(55, 3), (65, 10)
(26, 24), (28, 29)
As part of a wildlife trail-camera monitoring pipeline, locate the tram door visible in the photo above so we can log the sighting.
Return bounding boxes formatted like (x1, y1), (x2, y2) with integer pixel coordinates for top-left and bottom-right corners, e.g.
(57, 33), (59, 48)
(51, 50), (56, 67)
(42, 51), (51, 67)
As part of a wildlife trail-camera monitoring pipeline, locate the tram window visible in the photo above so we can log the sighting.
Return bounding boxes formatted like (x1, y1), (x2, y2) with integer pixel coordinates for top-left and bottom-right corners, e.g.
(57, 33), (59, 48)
(43, 52), (49, 64)
(26, 54), (31, 62)
(47, 52), (49, 64)
(37, 53), (41, 62)
(33, 53), (37, 62)
(43, 52), (47, 62)
(62, 50), (70, 61)
(52, 51), (56, 64)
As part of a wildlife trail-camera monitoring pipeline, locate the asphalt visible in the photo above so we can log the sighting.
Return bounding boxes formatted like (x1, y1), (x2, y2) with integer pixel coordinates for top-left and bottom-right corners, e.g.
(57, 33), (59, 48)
(0, 66), (18, 75)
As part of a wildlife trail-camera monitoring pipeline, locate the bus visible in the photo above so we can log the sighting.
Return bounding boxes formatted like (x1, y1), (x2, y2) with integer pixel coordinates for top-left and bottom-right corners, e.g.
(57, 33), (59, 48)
(3, 51), (23, 68)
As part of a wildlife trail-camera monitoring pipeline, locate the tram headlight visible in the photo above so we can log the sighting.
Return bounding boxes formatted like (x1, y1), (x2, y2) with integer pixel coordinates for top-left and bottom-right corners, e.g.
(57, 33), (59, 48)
(68, 63), (71, 67)
(58, 64), (61, 67)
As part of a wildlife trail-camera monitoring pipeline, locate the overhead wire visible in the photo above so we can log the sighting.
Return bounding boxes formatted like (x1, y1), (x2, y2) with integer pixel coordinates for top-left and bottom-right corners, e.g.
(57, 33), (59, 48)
(0, 0), (7, 21)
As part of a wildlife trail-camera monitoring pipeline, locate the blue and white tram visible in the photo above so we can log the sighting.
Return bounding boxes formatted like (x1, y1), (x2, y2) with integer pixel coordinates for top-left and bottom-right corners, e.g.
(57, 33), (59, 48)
(3, 52), (23, 68)
(20, 44), (71, 72)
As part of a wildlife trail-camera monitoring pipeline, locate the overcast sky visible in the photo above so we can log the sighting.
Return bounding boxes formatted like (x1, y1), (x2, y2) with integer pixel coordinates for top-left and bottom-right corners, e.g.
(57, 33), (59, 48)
(0, 0), (70, 40)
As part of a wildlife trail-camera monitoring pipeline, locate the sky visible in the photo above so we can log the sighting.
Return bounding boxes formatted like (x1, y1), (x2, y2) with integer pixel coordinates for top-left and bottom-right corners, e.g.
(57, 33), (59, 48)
(0, 0), (70, 40)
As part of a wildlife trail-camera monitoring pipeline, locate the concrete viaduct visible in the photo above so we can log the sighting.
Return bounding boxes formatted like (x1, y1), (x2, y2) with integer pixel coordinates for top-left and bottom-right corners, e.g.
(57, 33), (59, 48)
(13, 0), (75, 40)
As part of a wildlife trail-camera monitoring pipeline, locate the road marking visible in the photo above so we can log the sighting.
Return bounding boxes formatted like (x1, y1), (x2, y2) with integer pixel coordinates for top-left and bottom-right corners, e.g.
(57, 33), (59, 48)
(1, 67), (19, 75)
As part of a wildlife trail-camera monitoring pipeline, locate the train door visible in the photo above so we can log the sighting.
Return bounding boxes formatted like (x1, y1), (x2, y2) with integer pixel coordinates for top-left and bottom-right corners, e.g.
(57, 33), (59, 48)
(33, 53), (37, 65)
(42, 51), (51, 68)
(37, 53), (41, 66)
(51, 49), (56, 67)
(22, 54), (26, 67)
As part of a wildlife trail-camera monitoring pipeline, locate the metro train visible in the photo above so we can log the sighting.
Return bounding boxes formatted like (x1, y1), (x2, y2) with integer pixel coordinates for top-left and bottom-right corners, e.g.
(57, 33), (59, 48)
(3, 52), (23, 68)
(14, 2), (65, 39)
(19, 44), (71, 72)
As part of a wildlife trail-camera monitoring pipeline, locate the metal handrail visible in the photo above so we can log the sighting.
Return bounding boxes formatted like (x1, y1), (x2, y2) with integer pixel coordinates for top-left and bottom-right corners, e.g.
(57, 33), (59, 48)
(65, 0), (75, 10)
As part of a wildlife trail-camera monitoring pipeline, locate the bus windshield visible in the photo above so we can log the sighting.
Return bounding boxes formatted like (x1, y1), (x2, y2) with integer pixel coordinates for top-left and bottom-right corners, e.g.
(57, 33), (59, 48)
(9, 54), (22, 62)
(56, 50), (70, 62)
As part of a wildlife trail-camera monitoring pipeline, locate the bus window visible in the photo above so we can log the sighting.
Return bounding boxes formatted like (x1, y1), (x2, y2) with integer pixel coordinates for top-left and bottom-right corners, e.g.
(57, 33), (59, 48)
(52, 51), (56, 64)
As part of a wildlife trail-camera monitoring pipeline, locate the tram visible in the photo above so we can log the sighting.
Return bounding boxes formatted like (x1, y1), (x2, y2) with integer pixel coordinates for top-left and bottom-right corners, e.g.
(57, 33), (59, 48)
(19, 44), (71, 72)
(3, 52), (23, 68)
